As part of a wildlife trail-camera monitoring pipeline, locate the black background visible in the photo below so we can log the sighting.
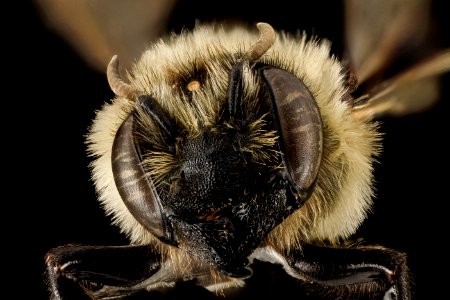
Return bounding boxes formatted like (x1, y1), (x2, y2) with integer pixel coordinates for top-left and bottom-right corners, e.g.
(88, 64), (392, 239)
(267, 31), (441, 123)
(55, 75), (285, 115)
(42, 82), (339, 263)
(13, 1), (449, 299)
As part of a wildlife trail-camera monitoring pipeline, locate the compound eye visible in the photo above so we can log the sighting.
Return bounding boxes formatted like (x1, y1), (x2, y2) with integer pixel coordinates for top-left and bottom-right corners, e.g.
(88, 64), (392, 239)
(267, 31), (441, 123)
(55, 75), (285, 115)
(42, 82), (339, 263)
(111, 113), (167, 240)
(262, 67), (323, 202)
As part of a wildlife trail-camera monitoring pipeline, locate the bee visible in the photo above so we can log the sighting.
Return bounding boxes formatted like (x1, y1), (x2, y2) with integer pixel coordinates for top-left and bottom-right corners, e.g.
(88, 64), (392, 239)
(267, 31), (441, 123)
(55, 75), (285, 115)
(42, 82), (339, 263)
(42, 1), (450, 300)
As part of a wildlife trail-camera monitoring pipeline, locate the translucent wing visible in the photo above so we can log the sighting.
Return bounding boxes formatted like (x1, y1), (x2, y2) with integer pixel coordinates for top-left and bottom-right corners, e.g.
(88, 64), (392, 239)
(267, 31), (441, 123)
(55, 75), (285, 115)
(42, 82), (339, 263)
(34, 0), (176, 73)
(344, 0), (450, 120)
(352, 50), (450, 120)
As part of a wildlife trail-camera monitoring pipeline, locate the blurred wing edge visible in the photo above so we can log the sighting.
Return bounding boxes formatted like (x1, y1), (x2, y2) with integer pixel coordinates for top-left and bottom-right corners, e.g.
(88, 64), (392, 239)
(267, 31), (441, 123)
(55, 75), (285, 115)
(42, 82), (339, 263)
(351, 50), (450, 120)
(344, 0), (449, 120)
(33, 0), (177, 73)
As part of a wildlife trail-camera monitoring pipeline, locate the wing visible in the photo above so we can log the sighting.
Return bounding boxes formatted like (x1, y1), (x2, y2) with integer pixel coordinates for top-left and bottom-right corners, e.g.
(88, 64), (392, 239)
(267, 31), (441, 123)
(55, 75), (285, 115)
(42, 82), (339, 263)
(344, 0), (450, 120)
(33, 0), (176, 73)
(352, 50), (450, 120)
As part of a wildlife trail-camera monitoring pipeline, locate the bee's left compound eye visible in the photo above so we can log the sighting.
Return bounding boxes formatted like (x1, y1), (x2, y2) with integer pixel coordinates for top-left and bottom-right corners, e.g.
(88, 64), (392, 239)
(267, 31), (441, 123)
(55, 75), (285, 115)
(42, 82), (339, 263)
(262, 67), (323, 203)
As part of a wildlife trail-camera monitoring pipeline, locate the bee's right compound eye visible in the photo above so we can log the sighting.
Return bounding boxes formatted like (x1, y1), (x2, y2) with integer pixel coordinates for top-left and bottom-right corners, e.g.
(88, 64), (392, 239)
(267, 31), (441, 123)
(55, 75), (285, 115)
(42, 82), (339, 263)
(111, 113), (170, 243)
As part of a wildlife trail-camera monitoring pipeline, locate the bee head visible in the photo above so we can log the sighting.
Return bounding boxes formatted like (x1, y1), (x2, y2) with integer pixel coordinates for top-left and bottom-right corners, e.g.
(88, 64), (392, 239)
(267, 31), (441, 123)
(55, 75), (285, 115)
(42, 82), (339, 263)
(109, 23), (323, 277)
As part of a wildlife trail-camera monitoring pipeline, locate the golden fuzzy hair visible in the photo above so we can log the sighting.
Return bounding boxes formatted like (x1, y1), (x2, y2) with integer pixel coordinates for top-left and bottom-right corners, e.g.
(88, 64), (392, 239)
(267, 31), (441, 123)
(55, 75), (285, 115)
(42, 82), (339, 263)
(87, 22), (380, 264)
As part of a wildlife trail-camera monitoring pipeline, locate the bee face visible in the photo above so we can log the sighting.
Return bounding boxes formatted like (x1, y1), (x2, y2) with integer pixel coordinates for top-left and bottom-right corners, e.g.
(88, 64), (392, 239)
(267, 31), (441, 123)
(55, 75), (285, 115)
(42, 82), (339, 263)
(135, 93), (289, 276)
(88, 23), (379, 275)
